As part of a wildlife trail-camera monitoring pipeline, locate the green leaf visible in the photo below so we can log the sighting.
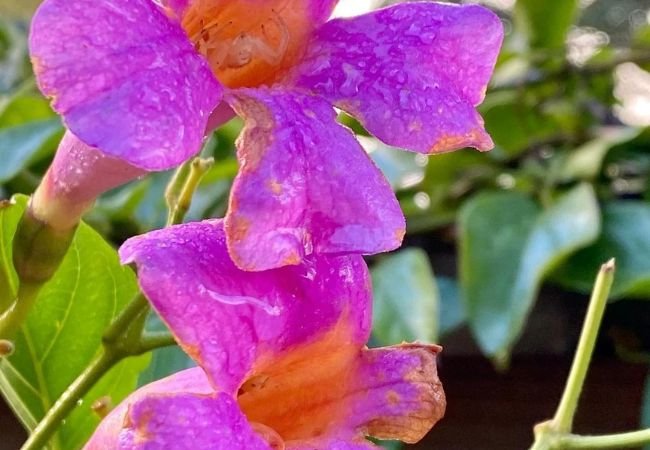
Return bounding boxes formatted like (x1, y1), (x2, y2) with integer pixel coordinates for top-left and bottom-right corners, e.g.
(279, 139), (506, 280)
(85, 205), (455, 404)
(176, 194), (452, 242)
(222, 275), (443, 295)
(459, 184), (600, 363)
(0, 119), (63, 183)
(555, 202), (650, 299)
(137, 313), (194, 387)
(514, 0), (579, 50)
(371, 248), (439, 345)
(558, 128), (640, 183)
(0, 197), (21, 310)
(0, 196), (149, 450)
(438, 276), (465, 338)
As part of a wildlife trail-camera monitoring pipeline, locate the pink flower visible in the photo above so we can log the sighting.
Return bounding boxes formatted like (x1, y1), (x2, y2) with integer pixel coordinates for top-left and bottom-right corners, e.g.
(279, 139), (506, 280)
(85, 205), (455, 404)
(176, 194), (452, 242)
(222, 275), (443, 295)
(84, 220), (445, 449)
(30, 0), (502, 268)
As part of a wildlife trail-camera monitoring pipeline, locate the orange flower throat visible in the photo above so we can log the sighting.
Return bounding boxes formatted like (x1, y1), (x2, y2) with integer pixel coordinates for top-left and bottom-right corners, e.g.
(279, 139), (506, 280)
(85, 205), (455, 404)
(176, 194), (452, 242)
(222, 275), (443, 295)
(180, 0), (312, 88)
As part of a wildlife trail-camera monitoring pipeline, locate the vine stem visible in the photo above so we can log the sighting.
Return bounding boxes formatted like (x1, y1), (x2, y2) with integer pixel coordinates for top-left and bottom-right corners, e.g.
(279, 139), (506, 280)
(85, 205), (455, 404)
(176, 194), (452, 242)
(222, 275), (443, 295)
(551, 259), (615, 433)
(530, 259), (619, 450)
(560, 429), (650, 448)
(20, 157), (211, 450)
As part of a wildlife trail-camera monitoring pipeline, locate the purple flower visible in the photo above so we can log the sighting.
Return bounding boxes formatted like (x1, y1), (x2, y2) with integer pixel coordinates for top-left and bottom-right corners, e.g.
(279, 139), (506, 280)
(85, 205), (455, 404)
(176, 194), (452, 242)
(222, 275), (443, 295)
(84, 220), (445, 449)
(30, 0), (502, 269)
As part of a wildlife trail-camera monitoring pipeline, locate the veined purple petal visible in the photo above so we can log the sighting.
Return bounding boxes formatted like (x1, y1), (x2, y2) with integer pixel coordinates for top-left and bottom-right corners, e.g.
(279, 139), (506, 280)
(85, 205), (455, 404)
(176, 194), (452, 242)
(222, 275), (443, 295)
(225, 88), (404, 272)
(288, 2), (503, 154)
(119, 220), (371, 395)
(84, 368), (213, 450)
(29, 0), (222, 170)
(288, 440), (376, 450)
(122, 392), (271, 449)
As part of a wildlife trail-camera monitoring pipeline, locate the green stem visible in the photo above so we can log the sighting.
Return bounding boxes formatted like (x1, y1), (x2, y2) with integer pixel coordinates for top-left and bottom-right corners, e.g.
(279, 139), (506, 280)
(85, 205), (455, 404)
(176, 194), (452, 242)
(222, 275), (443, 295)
(551, 259), (615, 433)
(135, 331), (177, 355)
(0, 282), (41, 339)
(529, 260), (616, 450)
(20, 351), (118, 450)
(167, 157), (214, 226)
(560, 429), (650, 449)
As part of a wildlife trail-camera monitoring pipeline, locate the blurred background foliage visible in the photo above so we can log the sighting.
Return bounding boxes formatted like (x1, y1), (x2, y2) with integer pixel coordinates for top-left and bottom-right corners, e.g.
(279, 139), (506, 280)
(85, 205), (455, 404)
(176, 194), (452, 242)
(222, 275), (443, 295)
(1, 0), (650, 449)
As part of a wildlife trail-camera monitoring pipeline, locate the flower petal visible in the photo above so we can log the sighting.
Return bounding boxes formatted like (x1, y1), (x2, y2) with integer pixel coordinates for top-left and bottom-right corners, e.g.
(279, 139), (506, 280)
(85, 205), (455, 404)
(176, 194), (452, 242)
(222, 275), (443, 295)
(119, 220), (371, 395)
(288, 3), (503, 153)
(120, 393), (272, 450)
(288, 439), (376, 450)
(86, 369), (271, 450)
(166, 0), (338, 24)
(29, 0), (222, 170)
(85, 368), (213, 450)
(225, 88), (404, 271)
(240, 344), (444, 447)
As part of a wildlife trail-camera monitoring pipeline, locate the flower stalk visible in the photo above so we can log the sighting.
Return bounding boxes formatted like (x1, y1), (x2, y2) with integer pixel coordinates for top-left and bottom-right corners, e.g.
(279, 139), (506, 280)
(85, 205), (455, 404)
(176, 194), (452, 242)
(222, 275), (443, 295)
(528, 259), (650, 450)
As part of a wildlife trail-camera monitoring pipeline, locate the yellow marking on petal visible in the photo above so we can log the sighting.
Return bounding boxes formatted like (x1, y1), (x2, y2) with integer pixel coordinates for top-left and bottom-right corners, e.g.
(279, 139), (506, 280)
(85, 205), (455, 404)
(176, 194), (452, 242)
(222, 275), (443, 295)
(386, 390), (401, 405)
(181, 0), (314, 88)
(281, 251), (301, 266)
(429, 129), (489, 154)
(227, 214), (251, 242)
(407, 119), (422, 132)
(267, 178), (282, 195)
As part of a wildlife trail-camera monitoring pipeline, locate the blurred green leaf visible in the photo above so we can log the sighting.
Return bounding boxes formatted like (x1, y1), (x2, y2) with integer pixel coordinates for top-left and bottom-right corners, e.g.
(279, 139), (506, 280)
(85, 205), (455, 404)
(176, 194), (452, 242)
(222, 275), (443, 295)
(363, 137), (424, 191)
(138, 313), (194, 387)
(514, 0), (579, 50)
(0, 20), (29, 92)
(438, 276), (465, 337)
(482, 92), (558, 159)
(459, 184), (600, 364)
(0, 196), (149, 450)
(0, 119), (62, 183)
(555, 202), (650, 299)
(558, 128), (640, 182)
(0, 93), (55, 126)
(371, 248), (439, 345)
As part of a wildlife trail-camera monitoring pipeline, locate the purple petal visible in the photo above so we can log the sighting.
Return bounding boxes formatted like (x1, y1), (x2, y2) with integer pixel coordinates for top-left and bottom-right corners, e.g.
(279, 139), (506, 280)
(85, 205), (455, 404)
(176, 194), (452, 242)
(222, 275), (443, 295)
(29, 0), (222, 170)
(288, 3), (503, 153)
(348, 345), (446, 443)
(84, 368), (213, 450)
(120, 393), (272, 450)
(288, 440), (376, 450)
(225, 88), (404, 271)
(119, 220), (371, 395)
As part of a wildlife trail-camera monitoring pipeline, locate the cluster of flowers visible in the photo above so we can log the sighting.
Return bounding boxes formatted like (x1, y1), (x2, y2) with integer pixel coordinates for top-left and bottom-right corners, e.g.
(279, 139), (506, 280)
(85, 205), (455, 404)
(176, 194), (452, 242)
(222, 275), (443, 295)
(28, 0), (502, 448)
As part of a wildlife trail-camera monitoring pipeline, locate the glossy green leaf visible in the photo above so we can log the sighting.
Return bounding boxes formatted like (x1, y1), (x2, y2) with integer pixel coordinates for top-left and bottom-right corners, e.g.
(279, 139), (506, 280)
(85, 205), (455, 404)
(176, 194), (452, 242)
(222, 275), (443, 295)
(0, 119), (63, 183)
(459, 184), (600, 363)
(371, 248), (439, 345)
(555, 202), (650, 299)
(514, 0), (579, 50)
(0, 196), (149, 450)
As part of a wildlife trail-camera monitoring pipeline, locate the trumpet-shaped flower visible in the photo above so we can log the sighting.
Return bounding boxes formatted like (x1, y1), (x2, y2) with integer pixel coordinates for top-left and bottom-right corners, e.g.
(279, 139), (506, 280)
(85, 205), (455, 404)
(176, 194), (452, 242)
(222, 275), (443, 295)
(30, 0), (502, 269)
(84, 221), (445, 449)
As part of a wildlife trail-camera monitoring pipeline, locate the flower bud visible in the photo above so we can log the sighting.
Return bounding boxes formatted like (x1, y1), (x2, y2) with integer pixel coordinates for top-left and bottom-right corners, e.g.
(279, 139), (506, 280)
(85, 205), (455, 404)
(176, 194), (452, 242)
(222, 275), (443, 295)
(31, 131), (146, 231)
